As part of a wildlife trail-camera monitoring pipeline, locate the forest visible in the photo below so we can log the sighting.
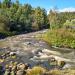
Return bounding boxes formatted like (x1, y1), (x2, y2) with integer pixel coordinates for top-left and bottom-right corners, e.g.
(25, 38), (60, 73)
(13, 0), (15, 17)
(0, 0), (49, 37)
(0, 0), (75, 36)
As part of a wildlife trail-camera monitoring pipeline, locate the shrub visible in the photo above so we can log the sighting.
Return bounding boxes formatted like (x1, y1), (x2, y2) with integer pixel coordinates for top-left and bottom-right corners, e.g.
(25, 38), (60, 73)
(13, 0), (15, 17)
(43, 28), (75, 48)
(48, 69), (62, 75)
(26, 66), (46, 75)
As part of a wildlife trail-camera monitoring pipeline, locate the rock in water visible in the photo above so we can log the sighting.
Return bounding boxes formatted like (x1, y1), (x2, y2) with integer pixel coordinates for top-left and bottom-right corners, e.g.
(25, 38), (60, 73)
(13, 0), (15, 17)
(16, 70), (24, 75)
(62, 64), (71, 69)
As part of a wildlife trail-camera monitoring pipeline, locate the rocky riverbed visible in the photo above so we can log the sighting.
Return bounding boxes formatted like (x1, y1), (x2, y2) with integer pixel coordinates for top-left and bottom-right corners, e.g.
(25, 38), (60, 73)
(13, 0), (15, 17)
(0, 29), (75, 72)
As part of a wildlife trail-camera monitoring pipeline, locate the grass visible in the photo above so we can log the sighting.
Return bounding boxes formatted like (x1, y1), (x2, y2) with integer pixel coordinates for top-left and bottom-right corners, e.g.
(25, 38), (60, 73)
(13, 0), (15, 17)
(26, 66), (46, 75)
(42, 28), (75, 49)
(26, 66), (75, 75)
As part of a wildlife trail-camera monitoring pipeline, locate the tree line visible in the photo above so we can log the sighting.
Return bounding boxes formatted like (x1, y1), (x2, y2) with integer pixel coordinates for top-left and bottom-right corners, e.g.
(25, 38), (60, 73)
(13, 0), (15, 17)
(0, 0), (75, 37)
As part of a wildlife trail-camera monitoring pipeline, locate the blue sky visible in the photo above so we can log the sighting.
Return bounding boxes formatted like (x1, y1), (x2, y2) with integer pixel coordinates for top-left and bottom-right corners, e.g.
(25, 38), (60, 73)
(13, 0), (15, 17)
(17, 0), (75, 10)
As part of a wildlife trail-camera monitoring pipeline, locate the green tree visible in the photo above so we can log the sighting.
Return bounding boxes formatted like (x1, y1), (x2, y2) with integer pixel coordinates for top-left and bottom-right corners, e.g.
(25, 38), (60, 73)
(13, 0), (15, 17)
(63, 19), (75, 29)
(32, 7), (48, 30)
(0, 1), (1, 8)
(0, 14), (9, 32)
(19, 4), (32, 32)
(12, 0), (20, 10)
(2, 0), (12, 8)
(48, 9), (61, 29)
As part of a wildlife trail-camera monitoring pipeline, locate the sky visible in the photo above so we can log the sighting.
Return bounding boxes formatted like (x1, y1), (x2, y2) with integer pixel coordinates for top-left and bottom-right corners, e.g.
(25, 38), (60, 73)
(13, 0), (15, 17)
(13, 0), (75, 12)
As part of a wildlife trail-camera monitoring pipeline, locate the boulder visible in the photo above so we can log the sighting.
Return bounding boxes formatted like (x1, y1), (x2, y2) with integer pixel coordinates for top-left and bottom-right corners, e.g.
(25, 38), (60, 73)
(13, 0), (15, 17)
(9, 52), (16, 56)
(4, 69), (10, 75)
(16, 70), (25, 75)
(17, 63), (25, 70)
(62, 64), (71, 69)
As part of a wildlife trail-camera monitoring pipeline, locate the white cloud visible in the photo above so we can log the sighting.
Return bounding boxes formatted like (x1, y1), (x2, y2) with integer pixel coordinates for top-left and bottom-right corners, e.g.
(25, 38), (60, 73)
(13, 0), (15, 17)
(59, 7), (75, 12)
(47, 7), (75, 14)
